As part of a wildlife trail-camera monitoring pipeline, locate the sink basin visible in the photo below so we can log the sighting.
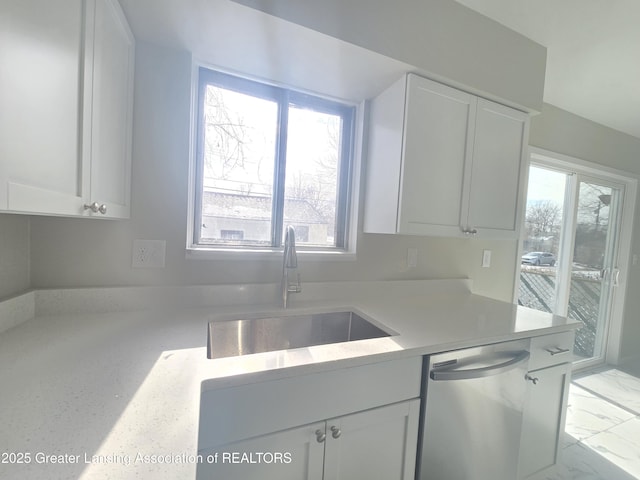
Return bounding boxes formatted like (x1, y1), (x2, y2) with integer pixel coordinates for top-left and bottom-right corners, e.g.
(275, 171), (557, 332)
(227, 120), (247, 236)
(207, 310), (391, 359)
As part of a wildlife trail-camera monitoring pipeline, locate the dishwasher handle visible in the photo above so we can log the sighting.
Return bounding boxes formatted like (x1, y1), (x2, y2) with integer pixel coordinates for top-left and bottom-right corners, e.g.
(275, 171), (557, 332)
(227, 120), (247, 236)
(430, 350), (530, 381)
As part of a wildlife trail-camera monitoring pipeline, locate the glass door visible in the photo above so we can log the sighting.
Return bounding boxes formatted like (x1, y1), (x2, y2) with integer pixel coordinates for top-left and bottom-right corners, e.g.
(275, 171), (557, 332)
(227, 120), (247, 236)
(519, 165), (569, 315)
(520, 165), (626, 368)
(565, 178), (622, 364)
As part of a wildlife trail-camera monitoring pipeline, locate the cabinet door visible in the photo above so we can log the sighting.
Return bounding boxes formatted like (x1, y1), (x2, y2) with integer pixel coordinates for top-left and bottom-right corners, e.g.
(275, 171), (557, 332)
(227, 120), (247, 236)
(464, 98), (529, 237)
(0, 0), (89, 215)
(85, 0), (134, 218)
(196, 421), (325, 480)
(398, 75), (476, 236)
(323, 399), (420, 480)
(518, 362), (571, 479)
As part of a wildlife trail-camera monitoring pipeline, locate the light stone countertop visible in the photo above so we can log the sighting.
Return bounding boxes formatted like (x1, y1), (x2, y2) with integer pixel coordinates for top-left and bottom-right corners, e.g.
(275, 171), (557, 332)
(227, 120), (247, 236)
(0, 279), (579, 479)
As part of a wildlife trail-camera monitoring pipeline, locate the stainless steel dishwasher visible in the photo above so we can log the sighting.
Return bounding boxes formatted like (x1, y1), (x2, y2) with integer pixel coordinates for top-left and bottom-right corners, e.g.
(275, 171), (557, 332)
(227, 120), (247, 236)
(416, 339), (530, 480)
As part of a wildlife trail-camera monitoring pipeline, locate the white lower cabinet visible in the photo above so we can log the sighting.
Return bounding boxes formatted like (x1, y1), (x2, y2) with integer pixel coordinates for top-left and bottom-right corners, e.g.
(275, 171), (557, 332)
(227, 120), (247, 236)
(197, 400), (420, 480)
(518, 331), (574, 479)
(197, 357), (422, 480)
(324, 399), (420, 480)
(198, 421), (325, 480)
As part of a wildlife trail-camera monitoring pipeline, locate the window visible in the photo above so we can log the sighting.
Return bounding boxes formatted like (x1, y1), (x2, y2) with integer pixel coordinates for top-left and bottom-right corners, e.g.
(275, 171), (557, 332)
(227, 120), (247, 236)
(192, 68), (355, 251)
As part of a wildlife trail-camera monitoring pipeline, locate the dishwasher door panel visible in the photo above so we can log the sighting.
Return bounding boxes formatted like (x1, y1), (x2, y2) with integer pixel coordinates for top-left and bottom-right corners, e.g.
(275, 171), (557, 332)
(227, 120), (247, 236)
(418, 340), (530, 480)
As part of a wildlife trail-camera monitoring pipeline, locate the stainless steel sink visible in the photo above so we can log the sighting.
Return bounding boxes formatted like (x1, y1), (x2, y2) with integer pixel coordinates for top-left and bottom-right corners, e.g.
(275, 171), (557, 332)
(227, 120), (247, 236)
(207, 310), (391, 359)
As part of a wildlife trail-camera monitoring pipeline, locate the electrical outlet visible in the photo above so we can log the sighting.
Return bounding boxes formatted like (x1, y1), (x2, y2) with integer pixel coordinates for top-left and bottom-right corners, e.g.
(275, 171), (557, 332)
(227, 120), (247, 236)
(132, 239), (166, 268)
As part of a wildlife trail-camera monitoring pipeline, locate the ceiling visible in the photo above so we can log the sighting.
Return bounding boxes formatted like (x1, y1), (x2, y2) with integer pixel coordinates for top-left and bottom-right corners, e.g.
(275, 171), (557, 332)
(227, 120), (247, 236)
(120, 0), (640, 139)
(453, 0), (640, 139)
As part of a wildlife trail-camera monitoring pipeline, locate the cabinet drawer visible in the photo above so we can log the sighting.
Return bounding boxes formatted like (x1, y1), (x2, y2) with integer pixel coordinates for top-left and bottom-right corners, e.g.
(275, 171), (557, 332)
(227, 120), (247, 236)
(199, 356), (422, 450)
(529, 331), (575, 371)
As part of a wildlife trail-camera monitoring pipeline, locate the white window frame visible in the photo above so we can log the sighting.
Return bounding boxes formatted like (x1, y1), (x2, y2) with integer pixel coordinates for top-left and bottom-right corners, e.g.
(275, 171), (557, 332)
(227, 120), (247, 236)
(186, 62), (363, 261)
(515, 146), (638, 368)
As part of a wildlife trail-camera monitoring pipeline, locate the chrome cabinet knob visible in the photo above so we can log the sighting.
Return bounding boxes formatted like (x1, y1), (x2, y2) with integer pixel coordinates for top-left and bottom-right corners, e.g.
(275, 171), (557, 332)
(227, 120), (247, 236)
(315, 429), (326, 443)
(330, 426), (341, 439)
(84, 202), (100, 213)
(525, 374), (539, 385)
(84, 202), (107, 215)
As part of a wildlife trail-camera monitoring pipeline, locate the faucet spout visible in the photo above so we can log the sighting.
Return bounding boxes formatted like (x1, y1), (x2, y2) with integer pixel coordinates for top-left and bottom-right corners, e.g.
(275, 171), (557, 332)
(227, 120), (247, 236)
(282, 225), (301, 308)
(284, 226), (298, 268)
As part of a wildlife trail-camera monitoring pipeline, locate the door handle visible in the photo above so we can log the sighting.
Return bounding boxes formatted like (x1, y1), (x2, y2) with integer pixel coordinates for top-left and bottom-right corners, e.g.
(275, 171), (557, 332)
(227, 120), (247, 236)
(600, 268), (609, 280)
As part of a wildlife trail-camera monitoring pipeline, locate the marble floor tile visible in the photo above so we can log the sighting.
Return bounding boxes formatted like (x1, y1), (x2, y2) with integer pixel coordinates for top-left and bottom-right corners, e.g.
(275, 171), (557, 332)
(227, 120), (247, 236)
(580, 417), (640, 479)
(574, 369), (640, 415)
(547, 366), (640, 480)
(564, 385), (635, 443)
(545, 442), (636, 480)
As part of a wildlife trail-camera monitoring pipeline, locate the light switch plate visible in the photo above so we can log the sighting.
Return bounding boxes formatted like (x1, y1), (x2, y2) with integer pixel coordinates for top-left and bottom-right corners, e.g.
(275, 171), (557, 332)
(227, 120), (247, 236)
(407, 248), (418, 268)
(132, 239), (166, 268)
(482, 250), (491, 268)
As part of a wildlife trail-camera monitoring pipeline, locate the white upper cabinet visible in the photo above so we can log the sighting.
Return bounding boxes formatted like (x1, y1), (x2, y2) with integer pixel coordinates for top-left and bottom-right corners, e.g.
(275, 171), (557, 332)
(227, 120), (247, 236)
(364, 74), (529, 238)
(465, 99), (530, 236)
(0, 0), (87, 215)
(0, 0), (133, 218)
(85, 0), (134, 218)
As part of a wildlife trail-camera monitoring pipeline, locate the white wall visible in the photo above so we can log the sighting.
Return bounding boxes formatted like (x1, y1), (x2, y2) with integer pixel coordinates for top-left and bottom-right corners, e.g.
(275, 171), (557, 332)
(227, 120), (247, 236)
(28, 1), (550, 305)
(0, 214), (30, 300)
(530, 103), (640, 175)
(28, 42), (519, 302)
(22, 3), (640, 360)
(230, 0), (546, 112)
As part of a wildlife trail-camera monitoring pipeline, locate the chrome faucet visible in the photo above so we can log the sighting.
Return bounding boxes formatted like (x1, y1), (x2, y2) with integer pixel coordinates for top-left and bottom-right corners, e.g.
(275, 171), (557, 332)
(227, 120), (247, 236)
(282, 225), (302, 308)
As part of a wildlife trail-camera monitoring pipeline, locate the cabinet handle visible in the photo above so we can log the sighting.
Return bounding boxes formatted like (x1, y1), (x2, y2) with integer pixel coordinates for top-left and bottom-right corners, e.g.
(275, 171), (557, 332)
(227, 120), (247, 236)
(525, 374), (539, 385)
(330, 426), (342, 439)
(84, 202), (108, 215)
(315, 429), (326, 443)
(462, 228), (478, 236)
(545, 347), (570, 356)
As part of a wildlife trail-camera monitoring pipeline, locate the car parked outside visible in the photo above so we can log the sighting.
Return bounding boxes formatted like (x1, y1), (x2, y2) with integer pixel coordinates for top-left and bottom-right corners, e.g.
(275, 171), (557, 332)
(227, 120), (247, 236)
(521, 251), (556, 266)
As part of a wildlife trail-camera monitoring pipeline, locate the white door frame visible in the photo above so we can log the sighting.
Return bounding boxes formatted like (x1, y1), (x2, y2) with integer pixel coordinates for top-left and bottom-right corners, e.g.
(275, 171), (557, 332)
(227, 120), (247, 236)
(515, 147), (638, 369)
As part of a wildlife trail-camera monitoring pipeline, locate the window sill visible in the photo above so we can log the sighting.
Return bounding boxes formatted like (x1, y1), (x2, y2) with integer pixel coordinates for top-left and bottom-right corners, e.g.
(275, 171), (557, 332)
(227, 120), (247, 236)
(185, 246), (356, 262)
